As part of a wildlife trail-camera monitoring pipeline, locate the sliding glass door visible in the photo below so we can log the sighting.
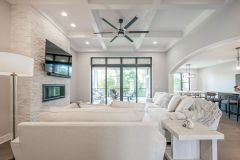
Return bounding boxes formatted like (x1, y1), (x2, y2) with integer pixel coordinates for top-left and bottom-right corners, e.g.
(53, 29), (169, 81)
(137, 67), (151, 103)
(91, 57), (152, 104)
(92, 67), (106, 104)
(123, 67), (137, 103)
(107, 67), (120, 104)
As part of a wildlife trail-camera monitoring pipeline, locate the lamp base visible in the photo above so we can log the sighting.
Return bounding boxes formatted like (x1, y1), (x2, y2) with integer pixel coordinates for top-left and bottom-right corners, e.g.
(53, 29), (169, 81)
(10, 73), (17, 140)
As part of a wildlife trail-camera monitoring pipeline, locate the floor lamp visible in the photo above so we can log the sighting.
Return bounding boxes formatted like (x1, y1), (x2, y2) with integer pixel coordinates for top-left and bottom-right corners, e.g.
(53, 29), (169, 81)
(0, 52), (34, 140)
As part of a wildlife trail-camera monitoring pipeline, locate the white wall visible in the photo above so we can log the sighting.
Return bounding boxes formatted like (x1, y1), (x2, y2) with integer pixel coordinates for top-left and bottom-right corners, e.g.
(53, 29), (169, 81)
(74, 52), (168, 102)
(70, 50), (79, 102)
(198, 62), (237, 92)
(0, 0), (11, 142)
(167, 0), (240, 92)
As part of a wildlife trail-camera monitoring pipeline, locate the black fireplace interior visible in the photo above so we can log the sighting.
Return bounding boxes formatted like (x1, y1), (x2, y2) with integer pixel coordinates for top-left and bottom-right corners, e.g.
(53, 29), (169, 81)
(42, 84), (65, 102)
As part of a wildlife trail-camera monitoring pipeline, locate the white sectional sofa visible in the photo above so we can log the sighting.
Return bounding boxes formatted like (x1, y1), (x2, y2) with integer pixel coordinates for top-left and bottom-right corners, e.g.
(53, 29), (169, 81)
(11, 92), (222, 160)
(11, 122), (166, 160)
(38, 93), (222, 141)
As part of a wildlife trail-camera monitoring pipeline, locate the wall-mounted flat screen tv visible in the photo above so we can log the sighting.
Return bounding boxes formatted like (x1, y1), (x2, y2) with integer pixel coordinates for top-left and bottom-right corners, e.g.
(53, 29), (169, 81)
(44, 40), (72, 78)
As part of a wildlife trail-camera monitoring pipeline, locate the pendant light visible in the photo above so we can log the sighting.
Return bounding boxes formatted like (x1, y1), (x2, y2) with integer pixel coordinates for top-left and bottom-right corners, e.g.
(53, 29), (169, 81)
(185, 64), (195, 78)
(236, 47), (240, 70)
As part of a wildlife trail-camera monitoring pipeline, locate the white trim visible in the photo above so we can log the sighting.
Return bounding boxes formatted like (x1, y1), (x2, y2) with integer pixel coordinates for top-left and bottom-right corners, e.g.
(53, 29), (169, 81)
(0, 133), (12, 144)
(184, 10), (215, 37)
(31, 6), (69, 39)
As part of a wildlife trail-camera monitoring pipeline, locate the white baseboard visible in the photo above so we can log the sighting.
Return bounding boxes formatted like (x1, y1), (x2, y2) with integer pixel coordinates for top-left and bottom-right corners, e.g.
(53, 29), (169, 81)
(0, 133), (12, 144)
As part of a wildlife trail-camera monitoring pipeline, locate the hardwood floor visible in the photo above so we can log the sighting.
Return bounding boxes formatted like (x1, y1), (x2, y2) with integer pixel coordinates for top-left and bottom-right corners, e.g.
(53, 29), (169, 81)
(0, 114), (239, 160)
(0, 140), (13, 160)
(218, 114), (240, 160)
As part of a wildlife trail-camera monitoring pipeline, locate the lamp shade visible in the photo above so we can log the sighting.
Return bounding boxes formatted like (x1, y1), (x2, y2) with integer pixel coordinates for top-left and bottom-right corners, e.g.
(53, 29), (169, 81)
(0, 52), (34, 77)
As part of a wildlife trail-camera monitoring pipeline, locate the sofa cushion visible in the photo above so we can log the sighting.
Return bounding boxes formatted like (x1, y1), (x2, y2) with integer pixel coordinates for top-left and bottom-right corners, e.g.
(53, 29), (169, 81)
(41, 103), (80, 112)
(152, 92), (165, 103)
(154, 93), (173, 108)
(167, 95), (181, 112)
(175, 97), (194, 112)
(110, 100), (145, 109)
(39, 110), (143, 122)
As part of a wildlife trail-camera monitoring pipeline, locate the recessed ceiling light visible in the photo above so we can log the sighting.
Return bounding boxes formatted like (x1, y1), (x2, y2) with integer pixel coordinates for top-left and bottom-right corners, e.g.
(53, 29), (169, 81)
(70, 23), (76, 28)
(85, 41), (90, 45)
(153, 41), (158, 45)
(61, 12), (68, 17)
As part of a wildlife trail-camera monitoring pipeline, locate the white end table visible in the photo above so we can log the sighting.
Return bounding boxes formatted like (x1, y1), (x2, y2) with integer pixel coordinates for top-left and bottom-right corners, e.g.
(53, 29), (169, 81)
(162, 120), (224, 160)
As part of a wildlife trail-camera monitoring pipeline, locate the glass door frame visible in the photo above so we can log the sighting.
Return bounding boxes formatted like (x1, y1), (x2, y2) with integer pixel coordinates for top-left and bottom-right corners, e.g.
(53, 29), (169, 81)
(91, 57), (152, 104)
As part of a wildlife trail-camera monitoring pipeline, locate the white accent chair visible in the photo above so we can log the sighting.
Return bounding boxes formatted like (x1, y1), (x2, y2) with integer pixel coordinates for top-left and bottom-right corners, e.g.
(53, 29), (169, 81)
(11, 122), (166, 160)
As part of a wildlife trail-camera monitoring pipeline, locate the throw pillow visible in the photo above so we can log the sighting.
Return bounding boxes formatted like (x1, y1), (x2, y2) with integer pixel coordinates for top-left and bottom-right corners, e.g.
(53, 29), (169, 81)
(167, 95), (181, 112)
(154, 93), (173, 108)
(152, 92), (165, 103)
(175, 97), (195, 112)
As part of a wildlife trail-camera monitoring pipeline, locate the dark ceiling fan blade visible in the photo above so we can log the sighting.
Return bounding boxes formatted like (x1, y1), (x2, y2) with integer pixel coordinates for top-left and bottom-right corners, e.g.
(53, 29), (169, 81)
(124, 16), (138, 29)
(124, 35), (133, 42)
(94, 32), (115, 34)
(128, 31), (149, 33)
(102, 18), (118, 30)
(110, 36), (118, 42)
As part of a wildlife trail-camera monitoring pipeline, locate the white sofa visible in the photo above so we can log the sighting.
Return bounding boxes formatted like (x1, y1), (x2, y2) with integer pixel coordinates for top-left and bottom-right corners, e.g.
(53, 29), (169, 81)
(11, 122), (166, 160)
(145, 92), (222, 130)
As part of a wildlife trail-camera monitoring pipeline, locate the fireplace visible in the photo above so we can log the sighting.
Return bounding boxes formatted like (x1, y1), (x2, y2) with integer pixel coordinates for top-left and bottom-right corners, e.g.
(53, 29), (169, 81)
(42, 84), (65, 102)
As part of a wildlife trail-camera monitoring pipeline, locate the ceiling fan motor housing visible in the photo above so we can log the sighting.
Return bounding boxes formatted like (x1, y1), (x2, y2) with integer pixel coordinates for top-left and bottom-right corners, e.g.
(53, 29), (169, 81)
(119, 18), (123, 24)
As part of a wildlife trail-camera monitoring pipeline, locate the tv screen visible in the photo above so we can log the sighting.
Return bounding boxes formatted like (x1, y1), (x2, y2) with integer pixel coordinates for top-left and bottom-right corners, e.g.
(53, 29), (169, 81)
(44, 40), (72, 78)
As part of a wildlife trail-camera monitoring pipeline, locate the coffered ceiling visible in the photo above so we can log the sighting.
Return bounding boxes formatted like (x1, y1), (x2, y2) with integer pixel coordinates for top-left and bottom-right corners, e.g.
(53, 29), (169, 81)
(7, 0), (229, 53)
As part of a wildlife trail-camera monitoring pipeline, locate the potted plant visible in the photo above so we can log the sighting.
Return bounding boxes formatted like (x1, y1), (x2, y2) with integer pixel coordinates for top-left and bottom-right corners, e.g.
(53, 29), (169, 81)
(111, 89), (118, 100)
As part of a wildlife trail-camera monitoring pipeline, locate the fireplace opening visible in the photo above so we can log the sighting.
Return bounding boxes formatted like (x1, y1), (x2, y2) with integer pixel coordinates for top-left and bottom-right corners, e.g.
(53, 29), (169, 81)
(42, 84), (65, 102)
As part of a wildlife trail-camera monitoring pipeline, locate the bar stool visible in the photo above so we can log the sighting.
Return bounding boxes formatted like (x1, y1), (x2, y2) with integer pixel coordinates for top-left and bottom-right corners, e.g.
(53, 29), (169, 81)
(219, 93), (229, 114)
(221, 93), (239, 120)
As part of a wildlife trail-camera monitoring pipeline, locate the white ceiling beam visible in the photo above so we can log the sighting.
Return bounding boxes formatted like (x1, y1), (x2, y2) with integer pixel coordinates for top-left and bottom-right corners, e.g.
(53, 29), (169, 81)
(6, 0), (83, 5)
(184, 10), (215, 36)
(88, 0), (226, 10)
(89, 4), (223, 10)
(88, 0), (151, 5)
(135, 0), (161, 50)
(162, 0), (226, 5)
(81, 0), (107, 50)
(68, 30), (183, 39)
(8, 0), (226, 9)
(146, 31), (183, 38)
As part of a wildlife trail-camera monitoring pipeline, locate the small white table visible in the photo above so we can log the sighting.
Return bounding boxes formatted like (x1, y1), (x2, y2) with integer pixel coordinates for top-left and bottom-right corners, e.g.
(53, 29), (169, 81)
(162, 120), (224, 160)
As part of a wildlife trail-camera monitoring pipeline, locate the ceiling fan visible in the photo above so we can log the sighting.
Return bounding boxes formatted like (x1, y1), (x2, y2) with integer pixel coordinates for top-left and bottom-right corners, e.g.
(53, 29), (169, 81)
(94, 16), (149, 43)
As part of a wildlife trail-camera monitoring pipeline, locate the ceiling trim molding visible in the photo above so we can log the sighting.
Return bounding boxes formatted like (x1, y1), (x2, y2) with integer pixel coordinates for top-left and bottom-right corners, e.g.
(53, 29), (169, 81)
(68, 30), (183, 39)
(82, 0), (107, 50)
(76, 50), (166, 54)
(184, 10), (215, 37)
(31, 6), (70, 39)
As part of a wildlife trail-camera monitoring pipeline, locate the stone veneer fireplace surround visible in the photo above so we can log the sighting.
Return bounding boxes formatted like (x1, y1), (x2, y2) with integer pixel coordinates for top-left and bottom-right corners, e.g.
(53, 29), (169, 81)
(10, 5), (73, 129)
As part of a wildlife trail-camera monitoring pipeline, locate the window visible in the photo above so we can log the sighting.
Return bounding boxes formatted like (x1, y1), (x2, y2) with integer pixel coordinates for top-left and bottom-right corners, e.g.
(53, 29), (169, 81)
(173, 73), (190, 91)
(91, 57), (152, 104)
